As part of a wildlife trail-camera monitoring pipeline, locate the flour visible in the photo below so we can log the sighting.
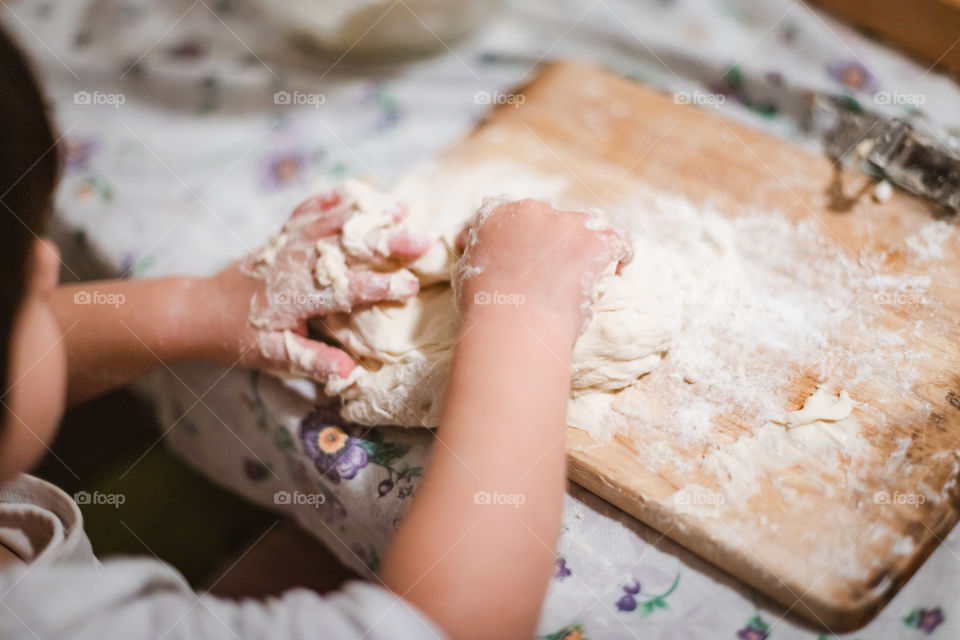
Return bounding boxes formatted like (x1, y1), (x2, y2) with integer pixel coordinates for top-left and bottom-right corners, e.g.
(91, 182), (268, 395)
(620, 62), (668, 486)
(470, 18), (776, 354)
(905, 219), (954, 262)
(300, 163), (945, 534)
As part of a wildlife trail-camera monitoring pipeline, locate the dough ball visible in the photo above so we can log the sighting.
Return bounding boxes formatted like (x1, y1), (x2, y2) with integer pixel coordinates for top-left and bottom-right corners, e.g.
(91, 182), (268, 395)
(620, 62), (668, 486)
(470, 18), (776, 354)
(315, 239), (679, 427)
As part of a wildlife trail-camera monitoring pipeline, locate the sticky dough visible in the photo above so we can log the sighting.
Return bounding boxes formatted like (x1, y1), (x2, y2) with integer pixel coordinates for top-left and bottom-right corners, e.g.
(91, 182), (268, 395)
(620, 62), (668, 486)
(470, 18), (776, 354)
(315, 183), (680, 427)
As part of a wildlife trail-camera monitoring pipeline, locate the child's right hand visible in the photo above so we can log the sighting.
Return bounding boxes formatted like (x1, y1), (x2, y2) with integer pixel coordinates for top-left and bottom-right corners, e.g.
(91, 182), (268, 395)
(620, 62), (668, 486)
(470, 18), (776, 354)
(455, 198), (632, 342)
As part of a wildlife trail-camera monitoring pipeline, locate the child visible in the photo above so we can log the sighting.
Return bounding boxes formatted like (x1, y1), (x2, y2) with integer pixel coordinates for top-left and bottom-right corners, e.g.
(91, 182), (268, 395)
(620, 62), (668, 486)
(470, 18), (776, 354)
(0, 27), (630, 640)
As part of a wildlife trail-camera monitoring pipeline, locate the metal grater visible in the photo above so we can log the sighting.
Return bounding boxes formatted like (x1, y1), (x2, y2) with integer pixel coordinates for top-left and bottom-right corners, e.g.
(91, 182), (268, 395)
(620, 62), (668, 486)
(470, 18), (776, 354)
(807, 94), (960, 212)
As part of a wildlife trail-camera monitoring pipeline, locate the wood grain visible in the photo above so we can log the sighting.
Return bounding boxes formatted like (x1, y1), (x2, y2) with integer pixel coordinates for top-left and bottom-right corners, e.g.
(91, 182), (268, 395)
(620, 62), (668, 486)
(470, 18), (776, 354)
(809, 0), (960, 75)
(432, 61), (960, 631)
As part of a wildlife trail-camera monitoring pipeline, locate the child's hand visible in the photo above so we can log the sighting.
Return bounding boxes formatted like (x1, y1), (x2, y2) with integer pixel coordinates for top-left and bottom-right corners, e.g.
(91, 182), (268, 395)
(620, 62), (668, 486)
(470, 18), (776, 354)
(203, 186), (429, 383)
(455, 198), (631, 342)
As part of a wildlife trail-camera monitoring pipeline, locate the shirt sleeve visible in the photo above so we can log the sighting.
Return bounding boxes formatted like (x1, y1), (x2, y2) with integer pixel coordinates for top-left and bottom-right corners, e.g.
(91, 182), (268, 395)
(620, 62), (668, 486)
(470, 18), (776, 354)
(0, 557), (446, 640)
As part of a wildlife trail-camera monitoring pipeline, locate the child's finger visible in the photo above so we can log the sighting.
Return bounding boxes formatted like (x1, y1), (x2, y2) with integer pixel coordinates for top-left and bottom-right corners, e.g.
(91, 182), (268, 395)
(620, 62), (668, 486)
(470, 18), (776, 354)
(297, 208), (352, 241)
(276, 330), (356, 382)
(291, 190), (342, 218)
(349, 269), (420, 306)
(358, 228), (430, 261)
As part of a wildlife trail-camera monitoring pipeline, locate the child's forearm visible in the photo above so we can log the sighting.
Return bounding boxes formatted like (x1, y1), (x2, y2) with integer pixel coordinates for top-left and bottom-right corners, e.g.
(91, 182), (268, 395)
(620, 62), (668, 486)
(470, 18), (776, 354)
(50, 278), (216, 404)
(381, 307), (573, 639)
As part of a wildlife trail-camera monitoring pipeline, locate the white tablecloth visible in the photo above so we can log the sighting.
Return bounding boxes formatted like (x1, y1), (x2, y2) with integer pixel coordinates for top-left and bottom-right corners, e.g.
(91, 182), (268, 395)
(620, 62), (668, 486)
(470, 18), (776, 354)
(4, 0), (959, 637)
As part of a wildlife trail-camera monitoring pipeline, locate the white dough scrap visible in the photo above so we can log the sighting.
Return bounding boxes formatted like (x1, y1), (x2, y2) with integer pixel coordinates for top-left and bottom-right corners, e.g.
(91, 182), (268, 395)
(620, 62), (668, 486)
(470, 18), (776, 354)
(340, 179), (403, 259)
(779, 387), (854, 428)
(315, 242), (352, 306)
(283, 330), (316, 374)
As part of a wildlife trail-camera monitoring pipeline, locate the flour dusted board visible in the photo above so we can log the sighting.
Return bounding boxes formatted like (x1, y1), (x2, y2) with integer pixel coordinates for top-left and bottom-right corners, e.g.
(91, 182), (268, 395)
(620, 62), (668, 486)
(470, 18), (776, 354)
(408, 62), (960, 631)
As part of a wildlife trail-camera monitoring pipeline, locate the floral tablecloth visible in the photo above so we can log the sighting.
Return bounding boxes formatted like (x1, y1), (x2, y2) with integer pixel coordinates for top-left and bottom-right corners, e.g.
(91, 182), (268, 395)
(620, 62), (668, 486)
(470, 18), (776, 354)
(3, 0), (959, 637)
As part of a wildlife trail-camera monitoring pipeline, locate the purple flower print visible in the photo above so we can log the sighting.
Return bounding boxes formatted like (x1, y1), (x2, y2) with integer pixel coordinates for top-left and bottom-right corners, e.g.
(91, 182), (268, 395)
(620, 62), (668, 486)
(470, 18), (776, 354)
(615, 573), (679, 617)
(905, 606), (944, 634)
(615, 578), (641, 611)
(554, 557), (572, 581)
(736, 626), (768, 640)
(826, 59), (878, 93)
(299, 408), (370, 484)
(917, 607), (945, 633)
(737, 614), (770, 640)
(396, 474), (416, 499)
(262, 151), (309, 190)
(616, 594), (637, 612)
(325, 441), (369, 480)
(61, 138), (98, 172)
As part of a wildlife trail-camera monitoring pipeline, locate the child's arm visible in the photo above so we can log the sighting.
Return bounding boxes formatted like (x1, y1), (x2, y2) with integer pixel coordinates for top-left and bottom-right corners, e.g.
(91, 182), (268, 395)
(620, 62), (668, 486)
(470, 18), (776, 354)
(381, 199), (631, 639)
(49, 191), (427, 404)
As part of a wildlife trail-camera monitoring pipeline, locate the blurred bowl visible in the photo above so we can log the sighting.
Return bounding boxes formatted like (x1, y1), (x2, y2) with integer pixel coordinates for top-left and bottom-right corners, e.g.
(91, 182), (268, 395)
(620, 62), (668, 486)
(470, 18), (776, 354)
(250, 0), (502, 58)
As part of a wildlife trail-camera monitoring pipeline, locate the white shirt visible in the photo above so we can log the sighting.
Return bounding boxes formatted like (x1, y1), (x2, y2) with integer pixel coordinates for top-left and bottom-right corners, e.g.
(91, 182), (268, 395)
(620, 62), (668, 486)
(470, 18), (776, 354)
(0, 475), (445, 640)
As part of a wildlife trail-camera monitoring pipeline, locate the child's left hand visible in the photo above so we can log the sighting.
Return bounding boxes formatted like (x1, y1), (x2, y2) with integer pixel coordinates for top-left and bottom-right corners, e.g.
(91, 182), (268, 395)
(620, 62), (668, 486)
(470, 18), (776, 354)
(200, 187), (428, 384)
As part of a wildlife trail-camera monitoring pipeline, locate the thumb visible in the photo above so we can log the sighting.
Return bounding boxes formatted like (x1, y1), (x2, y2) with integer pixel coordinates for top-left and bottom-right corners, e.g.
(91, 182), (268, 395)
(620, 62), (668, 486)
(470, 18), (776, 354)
(267, 330), (357, 384)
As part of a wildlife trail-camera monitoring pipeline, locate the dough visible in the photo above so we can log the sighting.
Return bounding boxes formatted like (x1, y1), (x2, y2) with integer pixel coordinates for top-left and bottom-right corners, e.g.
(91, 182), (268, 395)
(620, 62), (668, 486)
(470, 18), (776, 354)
(314, 175), (680, 427)
(777, 387), (854, 428)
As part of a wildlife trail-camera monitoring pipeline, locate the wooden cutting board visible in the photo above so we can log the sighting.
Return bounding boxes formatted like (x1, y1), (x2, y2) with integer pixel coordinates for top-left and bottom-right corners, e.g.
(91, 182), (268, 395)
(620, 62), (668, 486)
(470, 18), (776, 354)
(415, 61), (960, 631)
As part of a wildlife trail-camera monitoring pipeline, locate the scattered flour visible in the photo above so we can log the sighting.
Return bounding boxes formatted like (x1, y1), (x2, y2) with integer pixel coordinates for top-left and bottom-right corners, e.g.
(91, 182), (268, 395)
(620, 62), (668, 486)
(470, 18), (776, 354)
(290, 162), (951, 582)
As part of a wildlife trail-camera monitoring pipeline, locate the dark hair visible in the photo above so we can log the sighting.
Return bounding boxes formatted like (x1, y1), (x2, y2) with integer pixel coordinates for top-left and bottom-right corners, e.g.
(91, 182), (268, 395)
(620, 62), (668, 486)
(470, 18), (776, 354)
(0, 26), (58, 407)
